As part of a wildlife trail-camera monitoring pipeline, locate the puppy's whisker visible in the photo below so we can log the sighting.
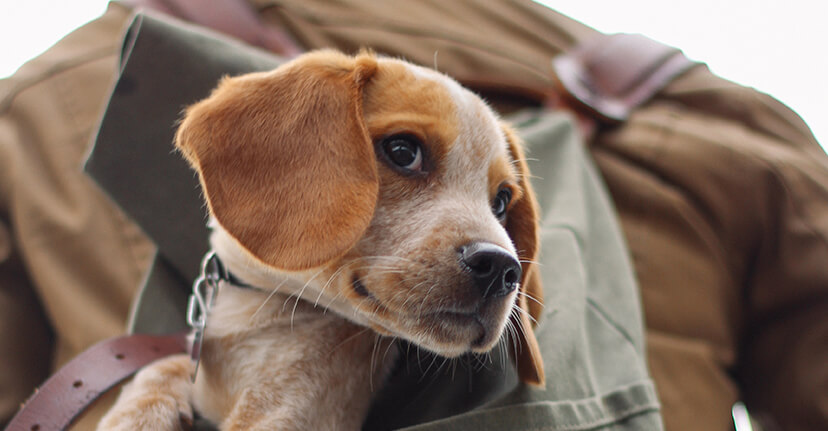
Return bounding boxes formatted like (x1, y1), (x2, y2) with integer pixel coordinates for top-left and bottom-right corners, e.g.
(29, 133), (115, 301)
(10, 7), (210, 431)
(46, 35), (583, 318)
(364, 267), (406, 274)
(417, 351), (442, 382)
(506, 307), (522, 358)
(510, 304), (534, 342)
(360, 255), (415, 264)
(504, 316), (520, 361)
(512, 303), (539, 326)
(347, 256), (411, 273)
(416, 345), (424, 374)
(437, 356), (450, 377)
(480, 352), (491, 370)
(352, 296), (382, 322)
(381, 291), (407, 312)
(498, 319), (518, 381)
(471, 352), (487, 372)
(280, 270), (321, 314)
(315, 261), (358, 307)
(348, 262), (404, 271)
(382, 336), (398, 363)
(497, 333), (509, 372)
(427, 351), (442, 375)
(321, 288), (346, 315)
(288, 267), (328, 329)
(249, 277), (291, 322)
(396, 288), (420, 314)
(415, 283), (440, 317)
(516, 291), (544, 309)
(328, 326), (373, 355)
(480, 350), (493, 367)
(402, 290), (426, 316)
(370, 333), (381, 392)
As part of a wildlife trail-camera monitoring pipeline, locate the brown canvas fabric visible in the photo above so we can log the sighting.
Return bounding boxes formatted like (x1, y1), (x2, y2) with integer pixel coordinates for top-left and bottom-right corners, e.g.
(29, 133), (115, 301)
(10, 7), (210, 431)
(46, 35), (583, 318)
(594, 64), (828, 430)
(250, 0), (593, 112)
(1, 0), (826, 429)
(0, 3), (153, 428)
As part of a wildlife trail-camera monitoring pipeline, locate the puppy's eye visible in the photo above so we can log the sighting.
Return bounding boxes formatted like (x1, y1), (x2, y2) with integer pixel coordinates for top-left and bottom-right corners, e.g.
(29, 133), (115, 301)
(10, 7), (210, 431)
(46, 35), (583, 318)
(381, 134), (423, 173)
(492, 187), (512, 221)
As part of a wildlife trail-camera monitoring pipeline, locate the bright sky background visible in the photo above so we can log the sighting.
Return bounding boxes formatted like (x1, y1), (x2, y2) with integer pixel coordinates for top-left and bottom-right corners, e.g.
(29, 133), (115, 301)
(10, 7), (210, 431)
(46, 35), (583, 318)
(2, 1), (826, 150)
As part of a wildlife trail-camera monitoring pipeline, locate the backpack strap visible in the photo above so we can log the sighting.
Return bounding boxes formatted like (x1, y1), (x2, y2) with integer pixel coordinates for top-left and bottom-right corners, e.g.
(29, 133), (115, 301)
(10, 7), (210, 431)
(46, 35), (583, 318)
(5, 332), (188, 431)
(551, 33), (696, 134)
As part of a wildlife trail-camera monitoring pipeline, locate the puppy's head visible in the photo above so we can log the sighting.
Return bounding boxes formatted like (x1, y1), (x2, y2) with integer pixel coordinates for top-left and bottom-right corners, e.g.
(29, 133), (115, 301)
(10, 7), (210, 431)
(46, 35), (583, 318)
(176, 50), (544, 385)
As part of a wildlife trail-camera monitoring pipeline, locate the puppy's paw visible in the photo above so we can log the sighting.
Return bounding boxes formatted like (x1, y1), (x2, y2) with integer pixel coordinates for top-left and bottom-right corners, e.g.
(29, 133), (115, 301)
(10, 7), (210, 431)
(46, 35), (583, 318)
(97, 354), (195, 431)
(97, 394), (193, 431)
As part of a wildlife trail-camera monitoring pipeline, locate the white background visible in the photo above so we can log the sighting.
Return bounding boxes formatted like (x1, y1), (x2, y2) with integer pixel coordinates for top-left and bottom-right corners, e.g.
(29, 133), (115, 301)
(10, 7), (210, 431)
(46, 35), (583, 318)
(2, 0), (825, 150)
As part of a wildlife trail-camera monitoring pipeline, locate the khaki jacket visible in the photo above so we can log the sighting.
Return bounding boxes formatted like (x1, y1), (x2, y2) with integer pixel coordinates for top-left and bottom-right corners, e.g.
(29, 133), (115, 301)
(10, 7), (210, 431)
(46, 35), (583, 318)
(0, 1), (826, 430)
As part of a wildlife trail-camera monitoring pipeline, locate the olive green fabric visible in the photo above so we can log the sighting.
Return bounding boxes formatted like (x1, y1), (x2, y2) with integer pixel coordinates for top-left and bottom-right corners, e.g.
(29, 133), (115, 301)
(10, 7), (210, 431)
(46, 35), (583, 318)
(87, 13), (286, 281)
(90, 12), (662, 430)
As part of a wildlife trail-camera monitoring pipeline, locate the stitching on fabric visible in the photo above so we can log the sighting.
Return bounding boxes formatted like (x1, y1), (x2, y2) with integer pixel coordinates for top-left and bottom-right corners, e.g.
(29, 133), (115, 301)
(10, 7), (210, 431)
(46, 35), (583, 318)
(463, 381), (660, 431)
(550, 403), (661, 430)
(522, 404), (661, 431)
(585, 298), (638, 350)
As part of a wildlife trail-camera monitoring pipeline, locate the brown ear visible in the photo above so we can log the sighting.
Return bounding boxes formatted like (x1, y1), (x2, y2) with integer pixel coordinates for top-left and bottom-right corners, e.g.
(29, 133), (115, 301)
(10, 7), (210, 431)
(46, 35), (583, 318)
(175, 51), (380, 271)
(502, 124), (545, 387)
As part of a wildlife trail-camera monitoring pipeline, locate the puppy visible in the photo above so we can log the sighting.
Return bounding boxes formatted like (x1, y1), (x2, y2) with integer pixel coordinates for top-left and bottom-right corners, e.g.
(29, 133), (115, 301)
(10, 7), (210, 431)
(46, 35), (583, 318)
(98, 50), (544, 430)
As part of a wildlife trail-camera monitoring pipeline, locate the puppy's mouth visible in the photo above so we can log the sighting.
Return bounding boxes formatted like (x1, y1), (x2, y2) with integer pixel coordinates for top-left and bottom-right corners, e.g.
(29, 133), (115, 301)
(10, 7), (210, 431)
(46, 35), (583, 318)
(349, 274), (502, 353)
(429, 310), (489, 348)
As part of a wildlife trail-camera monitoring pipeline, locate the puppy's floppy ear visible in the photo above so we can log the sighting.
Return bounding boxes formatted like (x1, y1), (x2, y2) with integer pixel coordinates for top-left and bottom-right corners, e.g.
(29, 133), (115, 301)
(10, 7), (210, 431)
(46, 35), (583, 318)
(175, 51), (380, 271)
(502, 124), (545, 387)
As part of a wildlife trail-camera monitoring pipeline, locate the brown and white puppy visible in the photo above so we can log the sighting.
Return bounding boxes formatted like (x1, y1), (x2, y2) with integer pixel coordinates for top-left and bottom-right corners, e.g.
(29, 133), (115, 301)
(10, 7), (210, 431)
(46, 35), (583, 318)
(98, 50), (544, 431)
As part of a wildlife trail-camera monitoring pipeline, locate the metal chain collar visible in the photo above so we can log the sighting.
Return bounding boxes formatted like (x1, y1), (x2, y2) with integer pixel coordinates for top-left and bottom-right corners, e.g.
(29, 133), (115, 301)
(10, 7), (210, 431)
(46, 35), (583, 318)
(186, 250), (224, 381)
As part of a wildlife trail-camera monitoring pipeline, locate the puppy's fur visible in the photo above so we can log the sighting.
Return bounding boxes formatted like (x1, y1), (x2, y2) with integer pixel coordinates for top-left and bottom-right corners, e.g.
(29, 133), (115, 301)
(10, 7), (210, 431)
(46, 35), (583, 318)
(99, 50), (544, 430)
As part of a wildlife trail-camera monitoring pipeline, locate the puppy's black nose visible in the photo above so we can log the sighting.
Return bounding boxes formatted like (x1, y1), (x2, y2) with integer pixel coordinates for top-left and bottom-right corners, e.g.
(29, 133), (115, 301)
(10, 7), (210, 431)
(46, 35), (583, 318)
(459, 242), (522, 299)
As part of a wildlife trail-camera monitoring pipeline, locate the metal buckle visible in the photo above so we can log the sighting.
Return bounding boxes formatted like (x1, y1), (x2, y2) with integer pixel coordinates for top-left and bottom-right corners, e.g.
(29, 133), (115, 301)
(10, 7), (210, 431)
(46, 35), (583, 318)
(186, 251), (223, 381)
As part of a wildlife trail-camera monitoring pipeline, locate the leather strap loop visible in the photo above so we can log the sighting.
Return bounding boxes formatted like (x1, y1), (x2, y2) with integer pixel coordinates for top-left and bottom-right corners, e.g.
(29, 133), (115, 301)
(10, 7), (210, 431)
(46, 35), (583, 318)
(5, 332), (188, 431)
(552, 33), (696, 125)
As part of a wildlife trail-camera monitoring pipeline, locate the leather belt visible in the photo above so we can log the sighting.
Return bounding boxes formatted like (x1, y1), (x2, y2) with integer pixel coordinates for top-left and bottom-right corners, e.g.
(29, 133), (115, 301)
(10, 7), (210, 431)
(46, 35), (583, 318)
(551, 33), (696, 135)
(4, 332), (188, 431)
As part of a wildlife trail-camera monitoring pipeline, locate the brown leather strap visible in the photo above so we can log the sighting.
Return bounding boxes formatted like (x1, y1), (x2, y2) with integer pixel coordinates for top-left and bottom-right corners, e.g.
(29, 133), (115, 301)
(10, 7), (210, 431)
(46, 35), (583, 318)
(5, 332), (188, 431)
(552, 33), (696, 127)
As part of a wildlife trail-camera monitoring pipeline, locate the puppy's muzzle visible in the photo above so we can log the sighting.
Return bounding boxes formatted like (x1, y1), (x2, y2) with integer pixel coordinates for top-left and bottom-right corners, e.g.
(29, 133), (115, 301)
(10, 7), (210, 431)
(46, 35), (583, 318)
(459, 242), (522, 299)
